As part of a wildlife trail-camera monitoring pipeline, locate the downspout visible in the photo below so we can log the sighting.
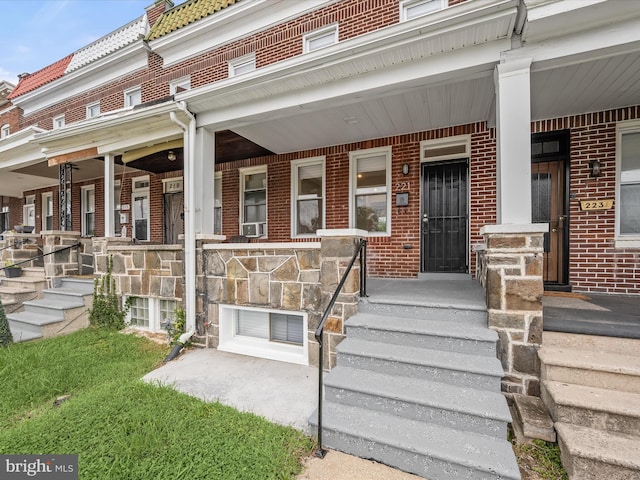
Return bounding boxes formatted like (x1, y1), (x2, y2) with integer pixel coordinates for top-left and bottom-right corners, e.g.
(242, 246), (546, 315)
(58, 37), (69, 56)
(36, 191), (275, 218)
(170, 102), (197, 338)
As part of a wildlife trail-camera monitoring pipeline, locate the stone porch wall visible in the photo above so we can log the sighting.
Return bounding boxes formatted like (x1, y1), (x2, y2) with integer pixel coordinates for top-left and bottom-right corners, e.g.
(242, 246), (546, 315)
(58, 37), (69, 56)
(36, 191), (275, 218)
(1, 232), (41, 269)
(480, 225), (547, 397)
(198, 231), (364, 368)
(93, 238), (184, 301)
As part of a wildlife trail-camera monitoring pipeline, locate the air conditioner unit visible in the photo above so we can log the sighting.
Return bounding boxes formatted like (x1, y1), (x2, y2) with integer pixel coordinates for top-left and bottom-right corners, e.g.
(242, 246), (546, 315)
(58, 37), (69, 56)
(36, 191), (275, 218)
(241, 222), (266, 237)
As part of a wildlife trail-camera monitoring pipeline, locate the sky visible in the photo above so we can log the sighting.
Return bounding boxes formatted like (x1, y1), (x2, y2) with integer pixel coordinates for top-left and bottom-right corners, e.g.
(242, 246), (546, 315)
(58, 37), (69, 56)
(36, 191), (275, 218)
(0, 0), (184, 85)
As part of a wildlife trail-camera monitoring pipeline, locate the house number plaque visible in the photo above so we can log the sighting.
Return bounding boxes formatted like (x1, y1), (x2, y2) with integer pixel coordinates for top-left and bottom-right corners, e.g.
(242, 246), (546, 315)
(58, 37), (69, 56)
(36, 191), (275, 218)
(580, 199), (613, 211)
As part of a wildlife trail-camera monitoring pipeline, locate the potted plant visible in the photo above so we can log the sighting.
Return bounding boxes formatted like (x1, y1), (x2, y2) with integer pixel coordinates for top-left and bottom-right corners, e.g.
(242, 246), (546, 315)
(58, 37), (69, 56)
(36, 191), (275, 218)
(3, 261), (21, 278)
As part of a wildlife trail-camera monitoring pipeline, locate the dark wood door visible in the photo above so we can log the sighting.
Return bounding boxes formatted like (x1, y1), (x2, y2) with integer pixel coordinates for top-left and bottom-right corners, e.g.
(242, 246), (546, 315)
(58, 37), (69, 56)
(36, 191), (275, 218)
(532, 160), (566, 284)
(421, 161), (468, 273)
(163, 192), (184, 244)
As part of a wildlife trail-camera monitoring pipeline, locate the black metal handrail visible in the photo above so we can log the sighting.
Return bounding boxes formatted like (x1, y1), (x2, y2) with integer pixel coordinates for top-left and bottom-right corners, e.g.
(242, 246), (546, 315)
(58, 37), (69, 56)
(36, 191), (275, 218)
(314, 238), (367, 458)
(0, 242), (81, 271)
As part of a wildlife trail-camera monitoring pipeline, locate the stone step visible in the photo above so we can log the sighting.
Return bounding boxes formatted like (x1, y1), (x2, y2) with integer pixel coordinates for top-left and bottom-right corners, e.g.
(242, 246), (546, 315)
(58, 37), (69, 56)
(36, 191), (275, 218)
(20, 267), (45, 279)
(346, 312), (497, 357)
(324, 365), (511, 438)
(310, 401), (520, 480)
(337, 338), (503, 391)
(511, 393), (555, 442)
(539, 346), (640, 393)
(543, 331), (640, 357)
(57, 277), (95, 294)
(542, 381), (640, 437)
(43, 287), (93, 302)
(21, 298), (86, 317)
(556, 422), (640, 480)
(8, 311), (64, 335)
(8, 326), (43, 343)
(358, 299), (487, 325)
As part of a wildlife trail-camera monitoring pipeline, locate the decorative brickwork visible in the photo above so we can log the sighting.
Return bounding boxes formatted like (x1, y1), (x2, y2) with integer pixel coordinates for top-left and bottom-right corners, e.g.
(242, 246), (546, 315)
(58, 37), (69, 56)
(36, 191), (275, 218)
(480, 225), (547, 397)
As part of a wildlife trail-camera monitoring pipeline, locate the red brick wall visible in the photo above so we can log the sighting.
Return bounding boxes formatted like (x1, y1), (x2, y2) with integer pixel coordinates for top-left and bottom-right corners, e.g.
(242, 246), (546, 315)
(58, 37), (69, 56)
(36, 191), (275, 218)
(0, 106), (20, 134)
(1, 195), (22, 230)
(533, 106), (640, 294)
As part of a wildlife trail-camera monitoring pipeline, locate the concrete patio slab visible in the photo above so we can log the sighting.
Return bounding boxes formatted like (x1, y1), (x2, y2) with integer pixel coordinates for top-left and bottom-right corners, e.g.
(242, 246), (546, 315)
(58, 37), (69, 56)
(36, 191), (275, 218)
(143, 348), (317, 433)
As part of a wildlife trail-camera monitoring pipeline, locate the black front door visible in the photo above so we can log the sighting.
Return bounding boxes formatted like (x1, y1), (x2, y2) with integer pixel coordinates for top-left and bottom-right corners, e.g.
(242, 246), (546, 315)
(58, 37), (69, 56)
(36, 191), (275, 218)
(421, 160), (468, 273)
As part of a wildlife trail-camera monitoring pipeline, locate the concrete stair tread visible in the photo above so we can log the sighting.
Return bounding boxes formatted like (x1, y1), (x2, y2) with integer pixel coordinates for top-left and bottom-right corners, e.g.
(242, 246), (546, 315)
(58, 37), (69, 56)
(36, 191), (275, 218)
(23, 298), (85, 310)
(325, 365), (511, 423)
(544, 380), (640, 418)
(0, 276), (45, 284)
(1, 299), (17, 307)
(316, 401), (520, 479)
(346, 312), (497, 341)
(8, 311), (64, 326)
(0, 285), (37, 294)
(44, 287), (92, 297)
(539, 346), (640, 375)
(9, 327), (43, 343)
(337, 338), (504, 377)
(555, 422), (640, 471)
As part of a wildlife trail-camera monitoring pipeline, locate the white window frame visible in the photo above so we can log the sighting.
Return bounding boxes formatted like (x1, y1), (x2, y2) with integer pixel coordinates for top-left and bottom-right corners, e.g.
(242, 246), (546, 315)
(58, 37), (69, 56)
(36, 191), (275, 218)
(615, 119), (640, 247)
(1, 124), (9, 138)
(303, 25), (338, 53)
(400, 0), (445, 21)
(228, 53), (256, 77)
(42, 192), (54, 231)
(214, 173), (222, 235)
(291, 156), (325, 237)
(170, 76), (191, 95)
(1, 206), (10, 233)
(81, 185), (95, 237)
(114, 180), (122, 236)
(132, 175), (150, 242)
(23, 195), (36, 228)
(86, 101), (100, 118)
(239, 166), (267, 237)
(218, 304), (308, 365)
(349, 146), (392, 236)
(53, 115), (65, 129)
(125, 296), (179, 333)
(124, 86), (142, 108)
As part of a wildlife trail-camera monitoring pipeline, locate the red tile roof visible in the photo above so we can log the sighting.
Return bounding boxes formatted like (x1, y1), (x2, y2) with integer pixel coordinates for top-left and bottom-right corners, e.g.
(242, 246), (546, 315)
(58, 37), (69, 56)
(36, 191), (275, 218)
(7, 54), (73, 100)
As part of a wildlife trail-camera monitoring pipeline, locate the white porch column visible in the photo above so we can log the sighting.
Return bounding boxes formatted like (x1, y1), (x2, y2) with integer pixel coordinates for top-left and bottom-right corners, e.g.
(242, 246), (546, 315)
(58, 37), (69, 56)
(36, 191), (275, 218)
(494, 59), (532, 225)
(193, 127), (215, 234)
(103, 153), (115, 237)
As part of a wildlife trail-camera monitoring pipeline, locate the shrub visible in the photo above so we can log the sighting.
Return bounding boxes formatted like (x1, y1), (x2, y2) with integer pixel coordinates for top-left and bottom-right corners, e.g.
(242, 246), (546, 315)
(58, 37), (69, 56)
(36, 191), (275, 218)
(89, 256), (132, 330)
(0, 302), (12, 347)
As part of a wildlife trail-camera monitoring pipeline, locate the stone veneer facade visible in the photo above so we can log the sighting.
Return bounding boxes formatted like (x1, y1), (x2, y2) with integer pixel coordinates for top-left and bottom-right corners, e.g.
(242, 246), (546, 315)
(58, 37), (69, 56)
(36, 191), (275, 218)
(197, 231), (364, 368)
(479, 224), (547, 397)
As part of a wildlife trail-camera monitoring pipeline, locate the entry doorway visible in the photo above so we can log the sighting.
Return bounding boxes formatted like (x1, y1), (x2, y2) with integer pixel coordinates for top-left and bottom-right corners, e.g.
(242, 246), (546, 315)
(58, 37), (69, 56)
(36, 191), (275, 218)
(531, 131), (570, 288)
(421, 160), (469, 273)
(163, 177), (184, 245)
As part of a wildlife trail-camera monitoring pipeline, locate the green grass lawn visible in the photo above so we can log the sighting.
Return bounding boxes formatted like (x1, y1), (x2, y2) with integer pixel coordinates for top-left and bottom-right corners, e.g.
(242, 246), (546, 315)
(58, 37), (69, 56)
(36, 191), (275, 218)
(0, 329), (314, 479)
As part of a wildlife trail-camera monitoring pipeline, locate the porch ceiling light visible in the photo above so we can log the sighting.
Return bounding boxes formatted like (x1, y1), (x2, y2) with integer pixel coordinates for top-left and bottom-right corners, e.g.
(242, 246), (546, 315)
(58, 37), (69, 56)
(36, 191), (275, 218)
(589, 159), (602, 178)
(168, 150), (177, 161)
(344, 116), (359, 125)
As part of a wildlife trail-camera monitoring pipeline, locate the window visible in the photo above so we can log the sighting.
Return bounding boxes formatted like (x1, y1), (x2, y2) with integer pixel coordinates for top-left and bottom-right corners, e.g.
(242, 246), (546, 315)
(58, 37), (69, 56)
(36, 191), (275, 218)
(219, 305), (308, 365)
(400, 0), (445, 21)
(0, 206), (9, 232)
(53, 115), (65, 129)
(170, 76), (191, 95)
(81, 186), (95, 237)
(159, 299), (178, 326)
(124, 87), (142, 108)
(128, 297), (150, 328)
(1, 124), (9, 138)
(86, 102), (100, 118)
(132, 176), (150, 241)
(63, 188), (72, 230)
(350, 147), (392, 234)
(292, 157), (324, 236)
(214, 173), (222, 235)
(229, 53), (256, 77)
(240, 167), (266, 237)
(303, 25), (338, 53)
(42, 193), (54, 231)
(23, 195), (35, 228)
(617, 122), (640, 245)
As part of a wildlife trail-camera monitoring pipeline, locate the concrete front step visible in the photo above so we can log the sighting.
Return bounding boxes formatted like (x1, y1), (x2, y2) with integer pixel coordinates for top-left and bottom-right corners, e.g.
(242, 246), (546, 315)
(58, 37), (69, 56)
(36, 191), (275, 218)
(358, 299), (488, 325)
(539, 346), (640, 393)
(324, 365), (511, 438)
(556, 422), (640, 480)
(0, 285), (39, 304)
(311, 401), (520, 480)
(56, 277), (95, 294)
(9, 311), (65, 335)
(8, 327), (43, 343)
(542, 381), (640, 437)
(21, 298), (85, 317)
(346, 312), (497, 357)
(337, 337), (503, 391)
(543, 331), (640, 356)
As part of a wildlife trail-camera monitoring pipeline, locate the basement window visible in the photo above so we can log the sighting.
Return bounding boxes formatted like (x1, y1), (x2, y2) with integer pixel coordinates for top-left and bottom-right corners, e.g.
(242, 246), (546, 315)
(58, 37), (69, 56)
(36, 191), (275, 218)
(218, 305), (308, 365)
(126, 297), (179, 332)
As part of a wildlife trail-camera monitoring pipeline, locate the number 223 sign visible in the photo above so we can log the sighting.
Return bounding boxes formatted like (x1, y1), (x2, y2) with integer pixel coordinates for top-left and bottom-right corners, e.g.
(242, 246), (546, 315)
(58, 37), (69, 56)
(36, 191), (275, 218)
(580, 199), (613, 211)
